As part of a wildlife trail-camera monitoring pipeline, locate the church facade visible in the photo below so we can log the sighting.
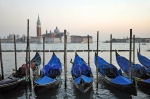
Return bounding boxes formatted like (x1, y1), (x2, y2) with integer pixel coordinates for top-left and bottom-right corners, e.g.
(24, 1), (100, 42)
(30, 15), (70, 43)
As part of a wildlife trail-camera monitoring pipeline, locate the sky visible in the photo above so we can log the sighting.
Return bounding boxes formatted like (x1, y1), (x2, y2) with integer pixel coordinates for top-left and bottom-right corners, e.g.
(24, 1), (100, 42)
(0, 0), (150, 41)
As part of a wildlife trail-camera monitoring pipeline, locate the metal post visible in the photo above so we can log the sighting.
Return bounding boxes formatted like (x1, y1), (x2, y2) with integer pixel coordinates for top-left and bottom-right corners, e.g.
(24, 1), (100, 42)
(110, 34), (112, 64)
(88, 35), (90, 66)
(43, 37), (45, 67)
(14, 35), (17, 72)
(64, 30), (67, 90)
(0, 38), (4, 80)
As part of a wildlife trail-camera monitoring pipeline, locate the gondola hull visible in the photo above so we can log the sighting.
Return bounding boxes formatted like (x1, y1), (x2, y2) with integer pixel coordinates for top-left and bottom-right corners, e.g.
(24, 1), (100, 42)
(99, 73), (137, 96)
(0, 52), (41, 94)
(73, 78), (93, 93)
(34, 52), (62, 95)
(71, 53), (93, 93)
(136, 77), (150, 90)
(34, 76), (61, 95)
(0, 77), (25, 94)
(116, 52), (150, 93)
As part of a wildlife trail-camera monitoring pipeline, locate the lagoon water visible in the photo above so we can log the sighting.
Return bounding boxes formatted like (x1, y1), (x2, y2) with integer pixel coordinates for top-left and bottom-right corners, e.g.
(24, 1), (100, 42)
(0, 42), (150, 99)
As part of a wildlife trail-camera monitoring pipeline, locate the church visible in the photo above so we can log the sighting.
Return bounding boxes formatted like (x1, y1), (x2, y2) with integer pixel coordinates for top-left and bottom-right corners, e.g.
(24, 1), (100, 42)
(30, 15), (70, 43)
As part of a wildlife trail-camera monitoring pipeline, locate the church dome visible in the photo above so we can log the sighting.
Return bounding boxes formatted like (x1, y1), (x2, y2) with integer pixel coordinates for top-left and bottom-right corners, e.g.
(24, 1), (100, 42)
(54, 27), (60, 33)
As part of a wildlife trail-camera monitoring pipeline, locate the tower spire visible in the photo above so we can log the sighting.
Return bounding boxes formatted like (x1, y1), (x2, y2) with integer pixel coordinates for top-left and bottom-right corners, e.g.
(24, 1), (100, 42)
(37, 14), (40, 23)
(37, 14), (41, 37)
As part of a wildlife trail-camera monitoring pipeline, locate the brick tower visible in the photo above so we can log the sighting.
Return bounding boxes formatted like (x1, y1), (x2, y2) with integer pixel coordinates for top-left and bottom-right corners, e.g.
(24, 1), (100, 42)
(37, 15), (41, 37)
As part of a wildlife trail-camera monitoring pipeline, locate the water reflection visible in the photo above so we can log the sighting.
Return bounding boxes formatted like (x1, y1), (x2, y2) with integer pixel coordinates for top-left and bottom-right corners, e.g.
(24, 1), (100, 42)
(35, 86), (60, 99)
(138, 87), (150, 95)
(73, 85), (94, 99)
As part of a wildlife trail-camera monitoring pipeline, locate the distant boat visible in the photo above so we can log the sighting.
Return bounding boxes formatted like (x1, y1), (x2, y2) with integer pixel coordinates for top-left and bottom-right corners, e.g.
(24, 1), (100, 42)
(142, 43), (146, 45)
(71, 53), (93, 93)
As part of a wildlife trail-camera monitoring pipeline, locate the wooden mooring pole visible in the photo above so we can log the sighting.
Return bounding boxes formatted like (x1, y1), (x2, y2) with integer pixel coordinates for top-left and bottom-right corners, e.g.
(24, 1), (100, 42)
(129, 29), (132, 80)
(133, 35), (135, 64)
(133, 35), (137, 89)
(88, 35), (90, 66)
(43, 37), (45, 67)
(14, 35), (17, 72)
(96, 31), (99, 89)
(110, 34), (112, 64)
(139, 41), (141, 53)
(0, 38), (4, 80)
(26, 19), (31, 86)
(64, 30), (67, 90)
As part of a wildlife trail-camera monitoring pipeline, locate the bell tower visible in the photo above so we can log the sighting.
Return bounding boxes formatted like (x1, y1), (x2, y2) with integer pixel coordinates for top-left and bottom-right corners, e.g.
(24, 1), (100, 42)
(37, 14), (41, 37)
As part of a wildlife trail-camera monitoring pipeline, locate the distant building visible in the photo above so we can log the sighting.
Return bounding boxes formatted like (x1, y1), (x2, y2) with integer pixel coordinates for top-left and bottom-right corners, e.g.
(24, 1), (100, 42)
(29, 36), (42, 43)
(70, 35), (93, 43)
(70, 35), (82, 43)
(29, 15), (71, 43)
(61, 32), (71, 43)
(1, 38), (13, 43)
(104, 37), (150, 43)
(82, 36), (93, 43)
(42, 27), (70, 43)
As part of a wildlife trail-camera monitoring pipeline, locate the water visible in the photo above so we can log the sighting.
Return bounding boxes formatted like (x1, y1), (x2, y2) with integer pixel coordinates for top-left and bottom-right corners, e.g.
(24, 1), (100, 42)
(0, 42), (150, 99)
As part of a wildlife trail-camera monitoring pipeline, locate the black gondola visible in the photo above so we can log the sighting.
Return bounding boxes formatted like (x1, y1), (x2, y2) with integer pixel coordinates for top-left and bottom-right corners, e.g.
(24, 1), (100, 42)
(0, 52), (41, 94)
(71, 53), (93, 93)
(94, 53), (137, 96)
(34, 52), (62, 95)
(116, 51), (150, 92)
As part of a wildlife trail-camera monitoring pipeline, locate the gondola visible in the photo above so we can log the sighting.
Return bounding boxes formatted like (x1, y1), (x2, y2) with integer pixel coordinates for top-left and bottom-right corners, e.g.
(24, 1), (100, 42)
(137, 51), (150, 76)
(116, 51), (150, 91)
(71, 53), (93, 93)
(14, 52), (41, 78)
(94, 53), (137, 96)
(34, 52), (62, 95)
(0, 52), (41, 94)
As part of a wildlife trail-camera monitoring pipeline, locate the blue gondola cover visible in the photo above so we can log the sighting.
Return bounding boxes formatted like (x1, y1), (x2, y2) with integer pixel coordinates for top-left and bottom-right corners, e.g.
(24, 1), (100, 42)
(116, 53), (145, 74)
(36, 76), (54, 84)
(74, 75), (93, 84)
(111, 76), (132, 85)
(144, 78), (150, 84)
(116, 54), (130, 73)
(71, 54), (92, 77)
(138, 52), (150, 68)
(41, 53), (62, 77)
